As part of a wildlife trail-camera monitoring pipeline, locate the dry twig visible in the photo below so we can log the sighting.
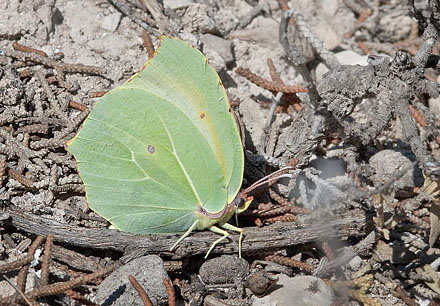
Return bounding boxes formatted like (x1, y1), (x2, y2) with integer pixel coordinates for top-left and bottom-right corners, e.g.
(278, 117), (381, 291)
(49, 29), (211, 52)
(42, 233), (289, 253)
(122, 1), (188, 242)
(12, 42), (48, 57)
(6, 209), (370, 259)
(235, 67), (308, 94)
(8, 236), (45, 304)
(139, 0), (177, 35)
(7, 168), (33, 188)
(1, 48), (103, 75)
(15, 124), (49, 135)
(40, 234), (54, 286)
(69, 100), (89, 112)
(163, 278), (176, 306)
(395, 285), (417, 306)
(409, 105), (427, 128)
(1, 275), (35, 306)
(4, 265), (117, 304)
(0, 253), (34, 274)
(321, 241), (335, 261)
(65, 289), (100, 306)
(107, 0), (159, 35)
(51, 184), (85, 193)
(142, 31), (155, 59)
(88, 91), (107, 98)
(18, 68), (32, 78)
(0, 155), (6, 185)
(128, 275), (153, 306)
(266, 58), (302, 113)
(265, 254), (312, 272)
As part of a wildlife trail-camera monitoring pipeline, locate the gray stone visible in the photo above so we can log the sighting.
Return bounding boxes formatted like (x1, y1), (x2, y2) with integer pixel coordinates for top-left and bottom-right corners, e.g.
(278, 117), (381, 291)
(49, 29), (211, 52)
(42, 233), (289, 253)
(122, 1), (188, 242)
(238, 97), (267, 149)
(369, 149), (423, 190)
(95, 255), (171, 306)
(429, 95), (440, 117)
(0, 0), (58, 41)
(229, 17), (280, 50)
(335, 50), (369, 66)
(316, 50), (369, 83)
(312, 19), (341, 50)
(179, 3), (217, 34)
(348, 256), (363, 271)
(163, 0), (191, 10)
(199, 255), (249, 285)
(202, 48), (227, 72)
(290, 0), (356, 51)
(101, 12), (122, 32)
(252, 274), (334, 306)
(200, 34), (234, 65)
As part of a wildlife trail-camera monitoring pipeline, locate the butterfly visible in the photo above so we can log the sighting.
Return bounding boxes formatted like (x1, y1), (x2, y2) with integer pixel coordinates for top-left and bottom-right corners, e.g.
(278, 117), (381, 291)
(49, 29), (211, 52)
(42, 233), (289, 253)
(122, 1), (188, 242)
(67, 36), (256, 257)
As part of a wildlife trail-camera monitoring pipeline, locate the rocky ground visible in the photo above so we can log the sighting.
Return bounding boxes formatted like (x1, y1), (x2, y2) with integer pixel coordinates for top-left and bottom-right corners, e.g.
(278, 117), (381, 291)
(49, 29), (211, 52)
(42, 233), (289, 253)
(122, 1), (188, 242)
(1, 0), (440, 305)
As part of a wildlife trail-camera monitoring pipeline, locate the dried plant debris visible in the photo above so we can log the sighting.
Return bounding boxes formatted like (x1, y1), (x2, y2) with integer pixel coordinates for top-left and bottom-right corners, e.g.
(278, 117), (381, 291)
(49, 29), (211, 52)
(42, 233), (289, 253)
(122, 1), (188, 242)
(317, 51), (440, 175)
(0, 235), (118, 305)
(1, 0), (440, 305)
(0, 41), (98, 226)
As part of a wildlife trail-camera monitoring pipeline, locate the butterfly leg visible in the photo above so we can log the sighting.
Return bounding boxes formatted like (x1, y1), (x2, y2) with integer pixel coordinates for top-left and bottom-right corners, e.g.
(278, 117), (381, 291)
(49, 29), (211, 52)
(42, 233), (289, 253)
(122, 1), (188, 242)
(221, 223), (243, 258)
(205, 225), (230, 259)
(170, 220), (198, 252)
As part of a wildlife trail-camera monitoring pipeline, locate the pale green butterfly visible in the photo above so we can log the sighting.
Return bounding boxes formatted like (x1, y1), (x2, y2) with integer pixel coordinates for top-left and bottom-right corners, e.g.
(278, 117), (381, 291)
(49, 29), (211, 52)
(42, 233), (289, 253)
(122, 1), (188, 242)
(67, 36), (289, 258)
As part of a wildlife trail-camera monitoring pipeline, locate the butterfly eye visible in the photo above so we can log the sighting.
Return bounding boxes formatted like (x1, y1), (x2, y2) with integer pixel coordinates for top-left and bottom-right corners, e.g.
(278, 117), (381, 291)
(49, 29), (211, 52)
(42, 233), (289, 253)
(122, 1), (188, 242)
(236, 198), (245, 208)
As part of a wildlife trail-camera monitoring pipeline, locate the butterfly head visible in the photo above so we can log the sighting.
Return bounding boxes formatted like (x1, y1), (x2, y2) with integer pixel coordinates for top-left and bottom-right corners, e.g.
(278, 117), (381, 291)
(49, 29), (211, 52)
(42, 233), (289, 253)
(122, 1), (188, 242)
(234, 192), (253, 214)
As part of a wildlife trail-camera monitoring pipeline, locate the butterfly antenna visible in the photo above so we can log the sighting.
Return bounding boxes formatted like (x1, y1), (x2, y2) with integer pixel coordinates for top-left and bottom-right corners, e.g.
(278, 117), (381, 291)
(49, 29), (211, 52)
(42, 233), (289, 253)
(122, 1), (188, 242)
(244, 166), (295, 194)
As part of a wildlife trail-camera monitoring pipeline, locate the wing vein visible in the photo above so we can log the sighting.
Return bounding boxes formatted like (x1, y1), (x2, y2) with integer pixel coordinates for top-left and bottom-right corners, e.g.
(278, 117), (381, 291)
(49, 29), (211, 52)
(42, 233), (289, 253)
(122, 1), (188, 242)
(155, 112), (203, 205)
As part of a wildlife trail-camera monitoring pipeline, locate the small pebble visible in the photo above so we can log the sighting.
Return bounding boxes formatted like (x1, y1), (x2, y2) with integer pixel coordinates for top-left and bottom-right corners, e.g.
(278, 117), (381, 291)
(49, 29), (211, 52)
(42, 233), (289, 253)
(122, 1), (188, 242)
(100, 12), (122, 32)
(252, 274), (333, 306)
(199, 255), (249, 285)
(95, 255), (171, 306)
